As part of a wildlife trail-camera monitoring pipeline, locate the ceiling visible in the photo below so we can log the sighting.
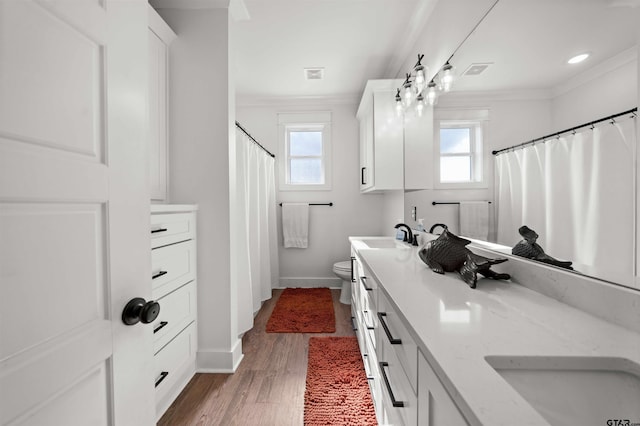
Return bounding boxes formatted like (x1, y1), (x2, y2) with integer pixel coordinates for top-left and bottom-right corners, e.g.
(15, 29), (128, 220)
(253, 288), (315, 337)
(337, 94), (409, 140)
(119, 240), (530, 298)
(232, 0), (639, 105)
(233, 0), (430, 104)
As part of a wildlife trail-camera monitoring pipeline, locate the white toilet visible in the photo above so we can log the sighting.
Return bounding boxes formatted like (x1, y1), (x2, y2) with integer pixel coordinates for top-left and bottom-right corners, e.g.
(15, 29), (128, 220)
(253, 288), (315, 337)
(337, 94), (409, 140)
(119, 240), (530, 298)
(332, 261), (352, 304)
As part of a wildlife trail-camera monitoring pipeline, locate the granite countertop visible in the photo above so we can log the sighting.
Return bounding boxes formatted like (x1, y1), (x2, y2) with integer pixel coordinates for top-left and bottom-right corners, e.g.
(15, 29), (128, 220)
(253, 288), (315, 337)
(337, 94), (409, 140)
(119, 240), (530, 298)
(349, 237), (640, 426)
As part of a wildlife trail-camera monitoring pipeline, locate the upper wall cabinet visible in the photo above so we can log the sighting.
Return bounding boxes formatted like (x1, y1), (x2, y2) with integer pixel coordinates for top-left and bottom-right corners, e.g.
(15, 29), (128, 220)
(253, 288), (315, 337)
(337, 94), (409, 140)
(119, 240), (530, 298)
(148, 6), (176, 201)
(404, 106), (433, 191)
(357, 80), (434, 193)
(357, 80), (404, 193)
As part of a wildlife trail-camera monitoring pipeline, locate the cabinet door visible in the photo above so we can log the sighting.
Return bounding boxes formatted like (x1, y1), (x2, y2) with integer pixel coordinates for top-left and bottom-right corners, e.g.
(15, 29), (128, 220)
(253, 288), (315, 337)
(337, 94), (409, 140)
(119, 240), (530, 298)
(149, 28), (168, 201)
(404, 105), (434, 190)
(418, 351), (468, 426)
(359, 102), (375, 191)
(371, 91), (404, 191)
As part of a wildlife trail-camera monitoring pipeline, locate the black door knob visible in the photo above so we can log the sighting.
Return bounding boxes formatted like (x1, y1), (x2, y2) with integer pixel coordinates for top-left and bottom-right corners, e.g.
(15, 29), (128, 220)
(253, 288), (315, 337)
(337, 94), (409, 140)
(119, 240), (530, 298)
(122, 297), (161, 325)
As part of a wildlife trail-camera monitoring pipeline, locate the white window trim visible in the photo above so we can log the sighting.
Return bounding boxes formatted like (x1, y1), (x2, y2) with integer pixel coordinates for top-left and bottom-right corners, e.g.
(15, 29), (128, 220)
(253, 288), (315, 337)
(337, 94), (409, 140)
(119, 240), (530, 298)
(278, 112), (332, 191)
(434, 108), (489, 190)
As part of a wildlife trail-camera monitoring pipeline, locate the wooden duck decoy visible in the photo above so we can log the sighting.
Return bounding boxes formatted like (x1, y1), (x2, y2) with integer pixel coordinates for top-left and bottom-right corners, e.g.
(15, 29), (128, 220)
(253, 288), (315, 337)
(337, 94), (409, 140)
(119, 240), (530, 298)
(418, 226), (510, 289)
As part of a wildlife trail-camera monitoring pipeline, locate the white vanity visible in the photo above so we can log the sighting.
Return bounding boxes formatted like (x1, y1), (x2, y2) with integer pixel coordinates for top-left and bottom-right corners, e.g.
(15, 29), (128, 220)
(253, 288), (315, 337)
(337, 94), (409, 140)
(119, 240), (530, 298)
(349, 236), (640, 426)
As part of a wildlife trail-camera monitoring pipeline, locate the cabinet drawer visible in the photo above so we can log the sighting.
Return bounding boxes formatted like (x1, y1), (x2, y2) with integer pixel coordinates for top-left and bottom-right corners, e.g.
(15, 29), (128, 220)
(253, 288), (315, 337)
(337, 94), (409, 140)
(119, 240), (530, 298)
(151, 212), (195, 249)
(154, 322), (196, 402)
(378, 292), (418, 394)
(153, 280), (197, 353)
(151, 240), (196, 298)
(379, 337), (418, 426)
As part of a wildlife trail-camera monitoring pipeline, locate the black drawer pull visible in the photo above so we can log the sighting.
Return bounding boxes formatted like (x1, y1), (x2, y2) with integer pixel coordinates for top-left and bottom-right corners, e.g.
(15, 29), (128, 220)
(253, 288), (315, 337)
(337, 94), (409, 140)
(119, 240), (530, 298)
(378, 312), (402, 344)
(153, 321), (168, 334)
(360, 276), (372, 291)
(155, 371), (169, 387)
(361, 167), (367, 185)
(151, 228), (168, 234)
(379, 362), (405, 407)
(152, 270), (168, 280)
(350, 256), (356, 283)
(351, 316), (358, 331)
(363, 311), (375, 330)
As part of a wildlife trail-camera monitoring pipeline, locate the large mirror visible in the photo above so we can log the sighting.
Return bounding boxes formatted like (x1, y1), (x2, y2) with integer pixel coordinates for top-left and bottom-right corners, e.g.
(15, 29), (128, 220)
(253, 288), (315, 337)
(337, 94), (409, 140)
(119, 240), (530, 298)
(404, 0), (639, 290)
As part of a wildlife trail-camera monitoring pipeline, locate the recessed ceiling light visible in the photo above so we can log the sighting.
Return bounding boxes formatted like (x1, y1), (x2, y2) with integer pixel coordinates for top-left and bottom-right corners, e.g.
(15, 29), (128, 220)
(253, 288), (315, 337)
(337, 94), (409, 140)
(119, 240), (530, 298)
(568, 53), (590, 64)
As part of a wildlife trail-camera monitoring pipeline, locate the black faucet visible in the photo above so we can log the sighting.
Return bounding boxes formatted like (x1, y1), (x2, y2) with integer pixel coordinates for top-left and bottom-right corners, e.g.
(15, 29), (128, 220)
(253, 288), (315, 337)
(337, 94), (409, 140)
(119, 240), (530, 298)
(429, 223), (448, 235)
(394, 223), (413, 245)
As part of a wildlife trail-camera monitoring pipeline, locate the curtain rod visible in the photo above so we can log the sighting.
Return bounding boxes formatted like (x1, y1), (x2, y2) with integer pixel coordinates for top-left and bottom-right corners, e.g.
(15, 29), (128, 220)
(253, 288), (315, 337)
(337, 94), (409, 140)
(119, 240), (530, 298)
(279, 202), (333, 206)
(432, 201), (491, 205)
(492, 107), (638, 156)
(235, 121), (275, 158)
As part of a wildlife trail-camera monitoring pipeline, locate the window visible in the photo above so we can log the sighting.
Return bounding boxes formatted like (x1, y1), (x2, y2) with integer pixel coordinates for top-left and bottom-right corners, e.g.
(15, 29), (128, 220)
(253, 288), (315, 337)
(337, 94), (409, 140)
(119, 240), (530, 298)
(435, 110), (488, 188)
(278, 112), (332, 190)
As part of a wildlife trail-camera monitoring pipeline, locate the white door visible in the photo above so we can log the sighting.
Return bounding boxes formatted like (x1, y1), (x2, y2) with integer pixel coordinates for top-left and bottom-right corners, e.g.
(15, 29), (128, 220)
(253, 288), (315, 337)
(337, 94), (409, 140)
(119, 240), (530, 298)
(0, 1), (155, 425)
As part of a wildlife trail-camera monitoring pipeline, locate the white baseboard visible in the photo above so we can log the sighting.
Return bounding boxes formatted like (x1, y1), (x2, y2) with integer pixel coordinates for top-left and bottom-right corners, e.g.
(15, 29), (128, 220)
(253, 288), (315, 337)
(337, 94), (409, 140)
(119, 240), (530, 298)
(196, 338), (244, 373)
(277, 277), (342, 288)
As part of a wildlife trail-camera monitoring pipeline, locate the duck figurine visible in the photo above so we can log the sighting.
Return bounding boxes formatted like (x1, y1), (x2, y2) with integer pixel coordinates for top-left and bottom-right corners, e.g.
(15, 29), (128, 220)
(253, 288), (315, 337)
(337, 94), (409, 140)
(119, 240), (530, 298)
(418, 226), (510, 289)
(512, 225), (573, 269)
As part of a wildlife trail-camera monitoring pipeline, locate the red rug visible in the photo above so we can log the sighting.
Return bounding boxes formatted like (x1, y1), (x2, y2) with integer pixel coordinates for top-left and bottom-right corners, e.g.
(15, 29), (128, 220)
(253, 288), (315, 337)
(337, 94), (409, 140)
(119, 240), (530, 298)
(304, 337), (377, 425)
(265, 288), (336, 333)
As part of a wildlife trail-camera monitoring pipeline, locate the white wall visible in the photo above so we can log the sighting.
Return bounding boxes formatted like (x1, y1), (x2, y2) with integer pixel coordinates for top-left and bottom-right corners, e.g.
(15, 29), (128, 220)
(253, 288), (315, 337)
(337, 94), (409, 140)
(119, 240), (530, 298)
(159, 8), (242, 372)
(237, 102), (385, 287)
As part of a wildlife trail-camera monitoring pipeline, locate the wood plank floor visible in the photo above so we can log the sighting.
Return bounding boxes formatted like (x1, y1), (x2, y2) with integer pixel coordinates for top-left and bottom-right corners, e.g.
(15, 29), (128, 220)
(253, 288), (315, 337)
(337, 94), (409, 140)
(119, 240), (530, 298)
(158, 288), (356, 426)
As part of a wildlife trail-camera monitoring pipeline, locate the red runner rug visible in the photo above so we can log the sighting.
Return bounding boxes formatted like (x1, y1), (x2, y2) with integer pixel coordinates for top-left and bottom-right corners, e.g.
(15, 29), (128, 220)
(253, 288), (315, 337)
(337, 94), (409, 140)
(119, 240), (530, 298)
(265, 288), (336, 333)
(304, 337), (377, 425)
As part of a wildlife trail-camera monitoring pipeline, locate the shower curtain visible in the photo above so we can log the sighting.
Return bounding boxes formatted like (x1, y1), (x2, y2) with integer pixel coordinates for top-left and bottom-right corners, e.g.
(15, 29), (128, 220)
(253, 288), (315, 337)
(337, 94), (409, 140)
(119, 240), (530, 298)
(235, 128), (279, 334)
(496, 115), (636, 279)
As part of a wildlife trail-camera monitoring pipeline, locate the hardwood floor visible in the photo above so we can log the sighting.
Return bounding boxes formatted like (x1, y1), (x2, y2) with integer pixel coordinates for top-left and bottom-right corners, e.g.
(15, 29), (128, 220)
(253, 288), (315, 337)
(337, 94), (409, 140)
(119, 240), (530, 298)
(158, 288), (356, 426)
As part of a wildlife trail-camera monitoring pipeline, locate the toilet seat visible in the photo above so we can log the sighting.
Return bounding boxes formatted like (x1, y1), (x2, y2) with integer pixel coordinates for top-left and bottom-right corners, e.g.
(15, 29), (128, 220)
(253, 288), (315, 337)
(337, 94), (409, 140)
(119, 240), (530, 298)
(333, 261), (351, 272)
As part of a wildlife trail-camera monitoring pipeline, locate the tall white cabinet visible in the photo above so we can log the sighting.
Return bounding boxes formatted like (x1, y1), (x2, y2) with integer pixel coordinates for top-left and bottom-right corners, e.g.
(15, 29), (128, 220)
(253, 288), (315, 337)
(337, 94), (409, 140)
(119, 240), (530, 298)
(149, 6), (175, 201)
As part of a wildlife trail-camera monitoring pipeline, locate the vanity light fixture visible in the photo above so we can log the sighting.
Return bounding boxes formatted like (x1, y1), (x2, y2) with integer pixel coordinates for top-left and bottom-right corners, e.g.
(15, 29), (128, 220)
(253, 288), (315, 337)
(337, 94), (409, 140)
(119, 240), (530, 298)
(567, 53), (589, 64)
(394, 54), (457, 116)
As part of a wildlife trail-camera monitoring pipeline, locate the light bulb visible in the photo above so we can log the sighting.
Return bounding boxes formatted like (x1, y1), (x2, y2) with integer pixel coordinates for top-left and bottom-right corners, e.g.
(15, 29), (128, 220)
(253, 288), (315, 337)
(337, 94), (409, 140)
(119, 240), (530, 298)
(402, 84), (413, 107)
(395, 89), (403, 116)
(426, 80), (438, 106)
(416, 94), (425, 117)
(441, 62), (454, 92)
(414, 66), (426, 93)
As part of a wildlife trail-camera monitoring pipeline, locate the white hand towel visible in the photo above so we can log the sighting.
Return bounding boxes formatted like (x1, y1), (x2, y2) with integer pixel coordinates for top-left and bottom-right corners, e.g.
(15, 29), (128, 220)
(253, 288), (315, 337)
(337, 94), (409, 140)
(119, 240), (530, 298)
(282, 203), (309, 248)
(459, 201), (489, 240)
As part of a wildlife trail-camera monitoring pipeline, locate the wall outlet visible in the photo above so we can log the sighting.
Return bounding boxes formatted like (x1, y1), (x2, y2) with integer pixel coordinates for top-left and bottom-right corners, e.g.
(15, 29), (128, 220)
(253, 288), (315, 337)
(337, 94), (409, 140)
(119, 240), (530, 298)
(411, 206), (417, 221)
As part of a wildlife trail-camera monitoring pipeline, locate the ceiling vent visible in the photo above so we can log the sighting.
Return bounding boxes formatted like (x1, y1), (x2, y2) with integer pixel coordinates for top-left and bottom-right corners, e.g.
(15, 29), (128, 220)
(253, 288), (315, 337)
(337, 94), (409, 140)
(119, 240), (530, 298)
(304, 68), (325, 80)
(462, 63), (492, 76)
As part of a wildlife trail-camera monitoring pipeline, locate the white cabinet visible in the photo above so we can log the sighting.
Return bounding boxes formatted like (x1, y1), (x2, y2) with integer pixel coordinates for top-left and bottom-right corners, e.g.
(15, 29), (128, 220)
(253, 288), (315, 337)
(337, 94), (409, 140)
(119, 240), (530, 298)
(148, 7), (176, 201)
(351, 242), (470, 426)
(404, 107), (434, 190)
(418, 351), (469, 426)
(151, 205), (198, 421)
(357, 80), (404, 193)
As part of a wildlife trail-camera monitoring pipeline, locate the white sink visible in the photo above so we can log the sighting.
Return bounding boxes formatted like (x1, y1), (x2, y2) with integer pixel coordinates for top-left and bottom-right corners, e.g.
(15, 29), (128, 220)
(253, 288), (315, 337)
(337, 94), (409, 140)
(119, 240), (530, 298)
(352, 237), (409, 249)
(485, 355), (640, 426)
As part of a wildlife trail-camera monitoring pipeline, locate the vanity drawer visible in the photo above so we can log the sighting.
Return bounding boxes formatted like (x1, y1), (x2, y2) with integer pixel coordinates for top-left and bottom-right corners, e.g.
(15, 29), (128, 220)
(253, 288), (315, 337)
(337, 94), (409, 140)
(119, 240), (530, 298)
(151, 212), (195, 249)
(151, 240), (196, 298)
(378, 292), (418, 394)
(154, 322), (197, 402)
(153, 280), (197, 353)
(379, 336), (418, 426)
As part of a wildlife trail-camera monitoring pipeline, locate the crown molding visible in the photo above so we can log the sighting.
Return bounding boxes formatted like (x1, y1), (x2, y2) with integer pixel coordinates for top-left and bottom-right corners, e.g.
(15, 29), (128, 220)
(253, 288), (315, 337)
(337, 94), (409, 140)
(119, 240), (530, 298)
(438, 88), (552, 102)
(236, 94), (360, 108)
